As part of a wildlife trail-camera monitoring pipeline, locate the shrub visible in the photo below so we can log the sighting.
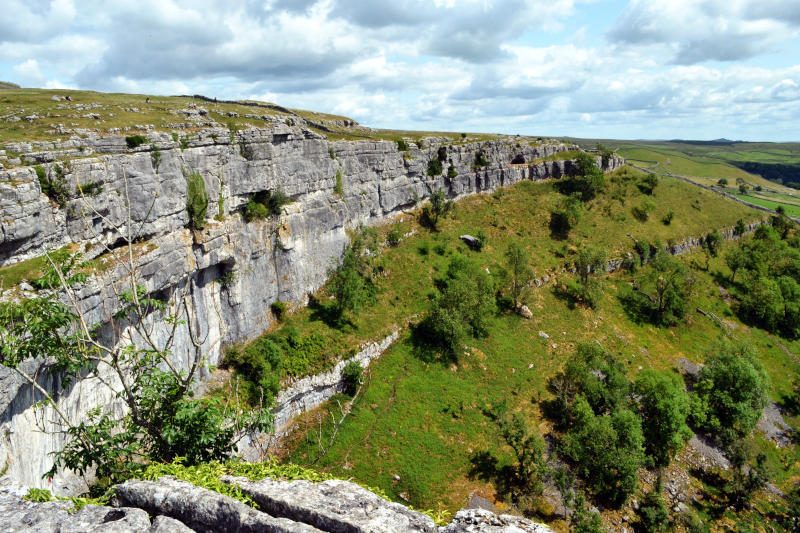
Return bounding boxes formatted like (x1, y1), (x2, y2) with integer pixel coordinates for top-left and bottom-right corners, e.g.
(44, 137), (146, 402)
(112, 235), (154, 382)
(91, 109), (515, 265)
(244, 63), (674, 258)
(243, 190), (289, 222)
(427, 158), (443, 176)
(635, 370), (691, 466)
(413, 255), (496, 360)
(334, 171), (343, 196)
(661, 209), (674, 225)
(395, 139), (408, 151)
(328, 148), (336, 160)
(185, 171), (208, 230)
(125, 135), (147, 149)
(270, 301), (287, 320)
(717, 178), (729, 187)
(632, 198), (656, 221)
(637, 173), (659, 195)
(473, 151), (489, 168)
(690, 340), (768, 443)
(386, 228), (402, 247)
(447, 166), (458, 179)
(556, 152), (605, 201)
(739, 183), (749, 194)
(341, 361), (363, 396)
(150, 144), (162, 172)
(501, 242), (534, 308)
(734, 218), (747, 236)
(420, 189), (454, 230)
(474, 230), (487, 251)
(218, 271), (236, 287)
(638, 485), (669, 533)
(619, 249), (693, 326)
(76, 181), (103, 197)
(35, 164), (70, 206)
(549, 193), (582, 238)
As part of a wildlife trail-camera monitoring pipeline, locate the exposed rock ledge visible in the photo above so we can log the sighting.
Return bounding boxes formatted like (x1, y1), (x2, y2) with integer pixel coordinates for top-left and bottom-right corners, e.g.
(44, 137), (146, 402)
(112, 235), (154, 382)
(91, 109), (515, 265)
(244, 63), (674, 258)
(0, 475), (553, 533)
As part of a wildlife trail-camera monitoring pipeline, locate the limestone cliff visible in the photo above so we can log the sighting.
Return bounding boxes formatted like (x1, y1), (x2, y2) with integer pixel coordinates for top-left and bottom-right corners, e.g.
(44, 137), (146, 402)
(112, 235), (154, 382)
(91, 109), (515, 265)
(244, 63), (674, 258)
(0, 121), (622, 490)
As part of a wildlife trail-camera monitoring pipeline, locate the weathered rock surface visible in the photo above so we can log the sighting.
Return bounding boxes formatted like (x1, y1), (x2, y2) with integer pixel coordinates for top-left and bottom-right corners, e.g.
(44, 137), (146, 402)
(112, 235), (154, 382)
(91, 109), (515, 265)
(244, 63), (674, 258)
(440, 509), (554, 533)
(224, 476), (437, 533)
(0, 125), (622, 490)
(113, 477), (323, 532)
(0, 475), (554, 532)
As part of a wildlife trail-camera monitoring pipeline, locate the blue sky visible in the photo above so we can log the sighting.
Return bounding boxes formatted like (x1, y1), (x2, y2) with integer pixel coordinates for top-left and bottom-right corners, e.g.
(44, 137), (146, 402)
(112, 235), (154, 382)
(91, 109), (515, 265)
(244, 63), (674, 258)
(2, 0), (799, 141)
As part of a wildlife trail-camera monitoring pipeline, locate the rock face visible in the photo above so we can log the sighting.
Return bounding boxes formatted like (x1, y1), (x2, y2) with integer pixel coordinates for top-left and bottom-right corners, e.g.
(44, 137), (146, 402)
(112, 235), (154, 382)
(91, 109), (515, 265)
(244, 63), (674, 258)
(0, 123), (622, 489)
(0, 475), (554, 532)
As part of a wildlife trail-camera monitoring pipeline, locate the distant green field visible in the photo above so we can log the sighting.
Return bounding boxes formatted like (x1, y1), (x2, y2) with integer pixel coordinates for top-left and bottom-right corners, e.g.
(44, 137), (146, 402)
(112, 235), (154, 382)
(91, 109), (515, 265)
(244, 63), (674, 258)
(731, 192), (800, 217)
(570, 138), (800, 194)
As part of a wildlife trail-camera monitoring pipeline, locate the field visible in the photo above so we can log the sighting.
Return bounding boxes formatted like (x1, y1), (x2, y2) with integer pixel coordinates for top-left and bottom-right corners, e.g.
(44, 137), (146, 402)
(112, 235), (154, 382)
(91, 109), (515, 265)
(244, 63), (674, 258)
(217, 164), (799, 530)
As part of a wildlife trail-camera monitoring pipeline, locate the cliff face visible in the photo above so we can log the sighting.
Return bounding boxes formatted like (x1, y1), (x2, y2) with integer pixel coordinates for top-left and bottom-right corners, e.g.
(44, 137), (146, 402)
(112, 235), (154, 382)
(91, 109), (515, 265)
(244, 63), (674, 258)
(0, 123), (622, 490)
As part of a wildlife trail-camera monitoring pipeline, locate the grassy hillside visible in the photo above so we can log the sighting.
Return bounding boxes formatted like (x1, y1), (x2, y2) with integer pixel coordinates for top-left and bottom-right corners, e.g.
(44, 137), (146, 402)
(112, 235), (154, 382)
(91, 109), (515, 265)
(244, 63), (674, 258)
(214, 164), (799, 531)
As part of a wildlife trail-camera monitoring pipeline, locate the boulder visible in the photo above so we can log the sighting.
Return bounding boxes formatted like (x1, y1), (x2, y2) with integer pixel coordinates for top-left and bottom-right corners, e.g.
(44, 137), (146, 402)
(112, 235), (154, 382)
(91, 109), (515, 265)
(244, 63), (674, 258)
(439, 509), (554, 533)
(223, 476), (437, 533)
(460, 235), (481, 250)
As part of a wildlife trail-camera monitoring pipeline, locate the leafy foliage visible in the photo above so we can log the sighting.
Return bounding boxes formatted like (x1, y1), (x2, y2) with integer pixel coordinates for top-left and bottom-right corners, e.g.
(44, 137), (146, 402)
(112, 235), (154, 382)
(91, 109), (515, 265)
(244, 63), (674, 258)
(328, 229), (379, 324)
(414, 255), (496, 360)
(342, 360), (363, 396)
(637, 173), (659, 195)
(725, 224), (800, 337)
(634, 370), (691, 466)
(427, 158), (443, 176)
(549, 193), (583, 238)
(565, 244), (606, 308)
(0, 250), (271, 488)
(420, 189), (454, 231)
(619, 249), (694, 326)
(501, 242), (533, 308)
(185, 170), (208, 230)
(243, 189), (290, 222)
(125, 134), (147, 148)
(35, 164), (70, 206)
(637, 484), (669, 532)
(689, 340), (768, 444)
(556, 152), (605, 201)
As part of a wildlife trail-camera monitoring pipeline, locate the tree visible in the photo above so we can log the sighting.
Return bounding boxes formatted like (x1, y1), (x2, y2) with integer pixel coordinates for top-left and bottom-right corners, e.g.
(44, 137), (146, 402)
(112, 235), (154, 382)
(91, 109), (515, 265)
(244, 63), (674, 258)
(637, 173), (659, 195)
(561, 152), (605, 201)
(638, 482), (669, 533)
(503, 242), (534, 308)
(185, 170), (208, 230)
(414, 255), (496, 359)
(498, 413), (547, 494)
(566, 244), (607, 308)
(703, 230), (723, 270)
(560, 397), (645, 505)
(620, 249), (694, 326)
(0, 177), (270, 488)
(690, 340), (769, 444)
(549, 193), (583, 238)
(634, 370), (692, 466)
(328, 229), (378, 323)
(718, 178), (729, 187)
(420, 189), (454, 230)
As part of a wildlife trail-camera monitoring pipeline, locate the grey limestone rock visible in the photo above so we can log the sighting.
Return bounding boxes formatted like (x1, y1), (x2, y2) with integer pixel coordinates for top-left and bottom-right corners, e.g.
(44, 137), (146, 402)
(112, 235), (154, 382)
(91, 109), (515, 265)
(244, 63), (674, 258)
(222, 476), (438, 533)
(439, 509), (554, 533)
(113, 476), (323, 533)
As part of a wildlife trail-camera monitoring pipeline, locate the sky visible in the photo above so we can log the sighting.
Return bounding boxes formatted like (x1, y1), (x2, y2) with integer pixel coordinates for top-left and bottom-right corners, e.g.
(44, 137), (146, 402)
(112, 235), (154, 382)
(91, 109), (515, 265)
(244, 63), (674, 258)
(1, 0), (799, 141)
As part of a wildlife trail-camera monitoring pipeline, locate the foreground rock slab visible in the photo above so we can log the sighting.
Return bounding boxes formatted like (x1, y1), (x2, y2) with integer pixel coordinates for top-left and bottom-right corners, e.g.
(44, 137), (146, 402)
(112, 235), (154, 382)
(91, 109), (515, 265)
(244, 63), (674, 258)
(224, 476), (437, 532)
(113, 477), (322, 533)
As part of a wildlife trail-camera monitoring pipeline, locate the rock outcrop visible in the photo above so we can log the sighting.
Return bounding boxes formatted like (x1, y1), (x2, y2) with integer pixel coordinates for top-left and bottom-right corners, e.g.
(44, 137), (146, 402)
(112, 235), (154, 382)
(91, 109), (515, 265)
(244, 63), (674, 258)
(0, 122), (622, 490)
(0, 475), (554, 533)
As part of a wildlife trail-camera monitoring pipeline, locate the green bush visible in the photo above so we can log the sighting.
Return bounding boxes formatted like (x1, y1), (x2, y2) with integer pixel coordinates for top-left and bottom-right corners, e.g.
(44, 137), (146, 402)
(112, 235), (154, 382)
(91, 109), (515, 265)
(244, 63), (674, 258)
(413, 255), (496, 360)
(125, 135), (147, 149)
(35, 164), (70, 206)
(386, 228), (402, 247)
(661, 209), (675, 225)
(334, 171), (344, 196)
(420, 189), (454, 230)
(473, 151), (489, 168)
(619, 249), (693, 326)
(637, 485), (669, 532)
(474, 230), (487, 251)
(717, 178), (729, 187)
(447, 166), (458, 179)
(690, 340), (768, 443)
(341, 360), (363, 396)
(185, 171), (208, 230)
(270, 301), (287, 320)
(150, 144), (162, 172)
(243, 189), (290, 222)
(395, 139), (408, 151)
(632, 198), (656, 221)
(427, 158), (442, 176)
(635, 370), (691, 466)
(637, 174), (659, 195)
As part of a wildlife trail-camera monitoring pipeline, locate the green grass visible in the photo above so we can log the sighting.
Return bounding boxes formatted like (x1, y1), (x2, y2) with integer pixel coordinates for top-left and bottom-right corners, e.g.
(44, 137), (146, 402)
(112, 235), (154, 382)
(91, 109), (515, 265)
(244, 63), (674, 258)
(230, 170), (796, 529)
(225, 166), (765, 390)
(730, 191), (800, 217)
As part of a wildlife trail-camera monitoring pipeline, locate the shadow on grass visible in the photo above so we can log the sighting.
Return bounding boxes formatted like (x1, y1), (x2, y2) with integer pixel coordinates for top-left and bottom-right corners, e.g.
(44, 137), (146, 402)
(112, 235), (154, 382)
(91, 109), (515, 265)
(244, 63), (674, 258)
(467, 450), (516, 497)
(688, 467), (730, 520)
(409, 321), (458, 365)
(308, 294), (354, 331)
